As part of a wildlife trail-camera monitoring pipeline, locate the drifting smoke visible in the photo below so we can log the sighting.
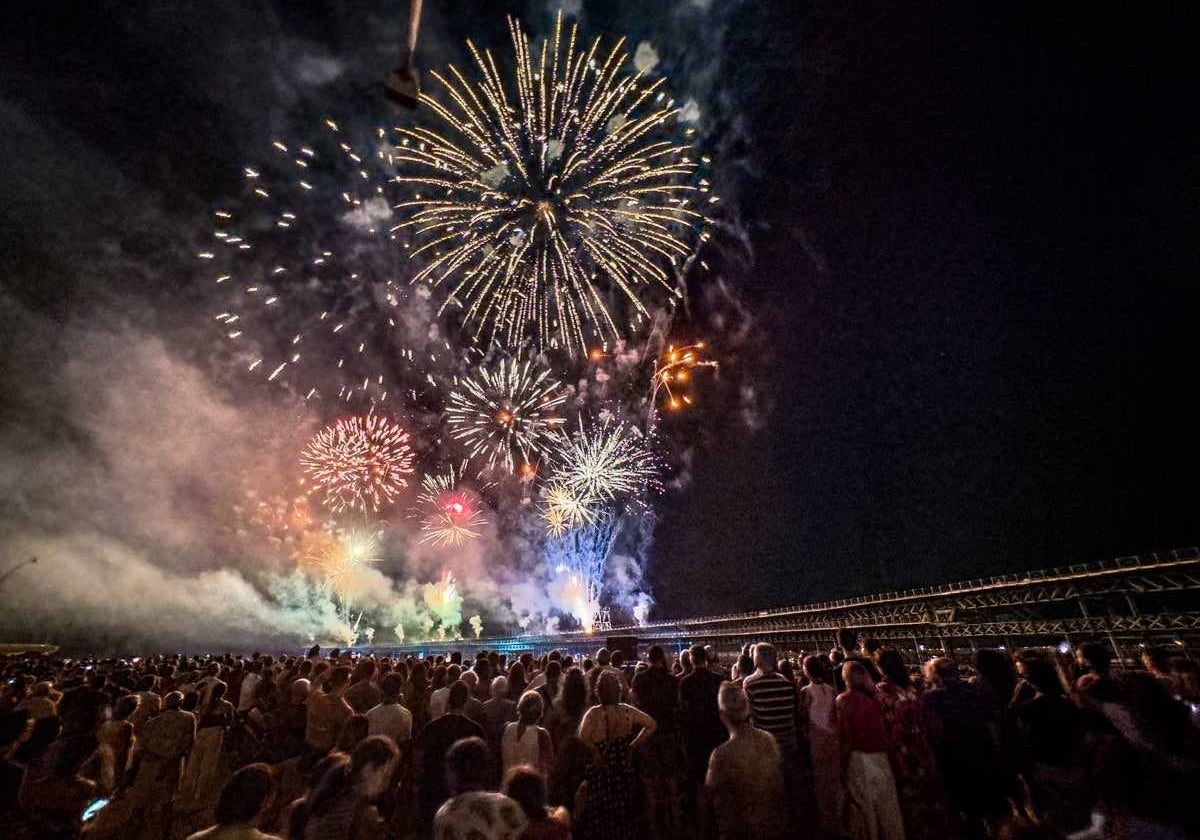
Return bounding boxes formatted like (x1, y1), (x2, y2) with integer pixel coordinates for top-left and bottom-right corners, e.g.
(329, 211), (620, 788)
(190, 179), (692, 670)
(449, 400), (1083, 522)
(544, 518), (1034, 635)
(0, 301), (583, 650)
(0, 303), (341, 651)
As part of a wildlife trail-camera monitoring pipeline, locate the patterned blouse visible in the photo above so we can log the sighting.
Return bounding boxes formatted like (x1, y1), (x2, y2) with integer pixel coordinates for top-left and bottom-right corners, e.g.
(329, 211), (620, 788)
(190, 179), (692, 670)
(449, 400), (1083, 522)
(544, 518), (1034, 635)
(434, 791), (528, 840)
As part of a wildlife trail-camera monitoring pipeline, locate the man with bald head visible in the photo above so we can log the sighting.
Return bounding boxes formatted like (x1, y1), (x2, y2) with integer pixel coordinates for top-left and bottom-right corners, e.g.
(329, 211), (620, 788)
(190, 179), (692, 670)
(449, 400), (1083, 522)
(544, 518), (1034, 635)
(706, 681), (784, 840)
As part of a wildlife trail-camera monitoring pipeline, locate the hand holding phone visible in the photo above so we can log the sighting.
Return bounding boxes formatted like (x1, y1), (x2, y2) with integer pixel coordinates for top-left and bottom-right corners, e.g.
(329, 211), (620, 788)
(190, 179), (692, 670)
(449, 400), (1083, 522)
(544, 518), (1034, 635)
(82, 797), (109, 822)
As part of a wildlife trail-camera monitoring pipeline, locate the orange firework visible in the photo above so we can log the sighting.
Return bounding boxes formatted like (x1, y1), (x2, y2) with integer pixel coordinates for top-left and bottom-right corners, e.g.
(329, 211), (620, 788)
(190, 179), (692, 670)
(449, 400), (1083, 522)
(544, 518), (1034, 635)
(651, 342), (717, 412)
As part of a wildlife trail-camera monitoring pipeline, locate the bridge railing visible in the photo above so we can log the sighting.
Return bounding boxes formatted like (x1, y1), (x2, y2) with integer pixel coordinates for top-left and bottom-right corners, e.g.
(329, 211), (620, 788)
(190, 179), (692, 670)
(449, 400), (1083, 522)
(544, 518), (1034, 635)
(454, 547), (1200, 646)
(604, 547), (1200, 632)
(364, 552), (1200, 648)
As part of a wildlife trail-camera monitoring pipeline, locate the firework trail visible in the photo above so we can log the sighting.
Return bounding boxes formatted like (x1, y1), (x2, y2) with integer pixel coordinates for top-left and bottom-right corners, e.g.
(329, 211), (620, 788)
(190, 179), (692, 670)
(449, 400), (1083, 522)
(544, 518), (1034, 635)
(650, 341), (717, 412)
(301, 413), (415, 513)
(393, 11), (712, 354)
(423, 569), (464, 631)
(413, 465), (488, 547)
(445, 357), (567, 473)
(545, 514), (622, 627)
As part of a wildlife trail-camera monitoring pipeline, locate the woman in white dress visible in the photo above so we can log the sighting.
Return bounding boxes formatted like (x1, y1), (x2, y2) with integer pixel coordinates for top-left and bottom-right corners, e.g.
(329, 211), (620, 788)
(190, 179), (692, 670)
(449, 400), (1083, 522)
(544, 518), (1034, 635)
(800, 653), (844, 836)
(501, 690), (554, 778)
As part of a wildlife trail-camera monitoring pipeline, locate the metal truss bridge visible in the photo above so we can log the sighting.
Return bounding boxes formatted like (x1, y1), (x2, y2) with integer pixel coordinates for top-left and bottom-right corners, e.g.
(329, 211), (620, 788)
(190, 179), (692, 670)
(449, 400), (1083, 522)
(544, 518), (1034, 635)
(374, 547), (1200, 660)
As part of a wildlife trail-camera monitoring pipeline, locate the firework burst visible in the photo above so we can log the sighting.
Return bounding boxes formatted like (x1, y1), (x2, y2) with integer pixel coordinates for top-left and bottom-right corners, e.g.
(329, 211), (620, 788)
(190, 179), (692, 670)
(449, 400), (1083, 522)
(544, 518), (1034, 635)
(304, 528), (383, 600)
(414, 466), (488, 547)
(423, 569), (464, 631)
(553, 418), (659, 502)
(446, 357), (567, 472)
(301, 414), (415, 512)
(539, 480), (598, 537)
(393, 11), (710, 354)
(651, 341), (717, 412)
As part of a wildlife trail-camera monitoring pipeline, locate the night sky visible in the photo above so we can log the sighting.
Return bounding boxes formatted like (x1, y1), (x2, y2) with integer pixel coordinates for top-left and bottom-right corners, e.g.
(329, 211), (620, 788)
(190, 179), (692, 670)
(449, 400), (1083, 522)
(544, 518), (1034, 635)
(653, 4), (1199, 613)
(2, 2), (1197, 624)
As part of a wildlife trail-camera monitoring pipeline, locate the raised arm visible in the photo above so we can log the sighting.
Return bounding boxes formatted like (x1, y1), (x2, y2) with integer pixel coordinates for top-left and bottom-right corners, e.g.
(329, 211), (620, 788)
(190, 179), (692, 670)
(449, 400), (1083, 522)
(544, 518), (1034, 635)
(625, 704), (657, 750)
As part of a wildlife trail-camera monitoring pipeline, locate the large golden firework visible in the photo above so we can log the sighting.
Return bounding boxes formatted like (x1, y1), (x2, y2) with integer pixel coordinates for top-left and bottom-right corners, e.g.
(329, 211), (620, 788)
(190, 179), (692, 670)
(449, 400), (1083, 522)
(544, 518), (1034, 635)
(302, 528), (382, 600)
(392, 12), (708, 354)
(300, 413), (415, 512)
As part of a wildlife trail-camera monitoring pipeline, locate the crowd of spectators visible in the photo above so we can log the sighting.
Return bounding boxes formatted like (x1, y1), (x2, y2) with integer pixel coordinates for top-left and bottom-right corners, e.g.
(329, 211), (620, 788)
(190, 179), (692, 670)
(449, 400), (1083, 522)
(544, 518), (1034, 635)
(1, 630), (1197, 840)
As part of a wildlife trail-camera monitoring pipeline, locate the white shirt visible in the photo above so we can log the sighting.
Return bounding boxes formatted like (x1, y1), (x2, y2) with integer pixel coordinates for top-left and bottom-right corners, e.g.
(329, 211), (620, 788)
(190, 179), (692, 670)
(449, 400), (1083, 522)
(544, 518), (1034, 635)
(429, 686), (450, 719)
(366, 701), (413, 744)
(801, 682), (837, 731)
(238, 673), (261, 712)
(501, 722), (543, 774)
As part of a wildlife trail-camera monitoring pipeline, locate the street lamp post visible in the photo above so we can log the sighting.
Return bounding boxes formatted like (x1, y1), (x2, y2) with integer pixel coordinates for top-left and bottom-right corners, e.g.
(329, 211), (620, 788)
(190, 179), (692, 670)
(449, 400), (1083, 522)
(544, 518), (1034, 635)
(0, 556), (38, 591)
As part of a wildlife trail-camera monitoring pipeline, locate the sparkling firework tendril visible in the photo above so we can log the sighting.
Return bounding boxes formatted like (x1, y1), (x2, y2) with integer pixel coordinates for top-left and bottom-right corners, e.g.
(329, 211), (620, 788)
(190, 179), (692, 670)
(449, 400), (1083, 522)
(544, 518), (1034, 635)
(393, 11), (711, 354)
(553, 418), (659, 503)
(651, 341), (717, 412)
(204, 119), (421, 404)
(414, 466), (488, 547)
(446, 358), (567, 472)
(546, 514), (621, 630)
(539, 480), (598, 537)
(301, 414), (415, 513)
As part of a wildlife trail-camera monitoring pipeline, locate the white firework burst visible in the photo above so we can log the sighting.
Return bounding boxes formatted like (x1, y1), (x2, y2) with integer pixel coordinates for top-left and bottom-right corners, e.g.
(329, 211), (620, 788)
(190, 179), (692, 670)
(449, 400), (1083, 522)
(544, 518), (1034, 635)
(446, 357), (567, 472)
(553, 418), (659, 502)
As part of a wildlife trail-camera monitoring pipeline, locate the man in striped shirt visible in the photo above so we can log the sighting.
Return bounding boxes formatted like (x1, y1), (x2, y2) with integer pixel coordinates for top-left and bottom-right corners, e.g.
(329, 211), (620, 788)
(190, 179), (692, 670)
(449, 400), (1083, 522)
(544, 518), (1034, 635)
(742, 643), (800, 753)
(743, 643), (815, 829)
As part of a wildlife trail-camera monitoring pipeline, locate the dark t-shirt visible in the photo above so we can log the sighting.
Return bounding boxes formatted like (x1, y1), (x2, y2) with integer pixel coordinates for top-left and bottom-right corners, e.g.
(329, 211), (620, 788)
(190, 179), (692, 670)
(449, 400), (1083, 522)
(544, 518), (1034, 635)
(344, 680), (383, 715)
(679, 668), (725, 777)
(0, 759), (24, 814)
(632, 666), (679, 734)
(921, 680), (1002, 809)
(418, 712), (486, 811)
(481, 698), (516, 746)
(1014, 694), (1080, 767)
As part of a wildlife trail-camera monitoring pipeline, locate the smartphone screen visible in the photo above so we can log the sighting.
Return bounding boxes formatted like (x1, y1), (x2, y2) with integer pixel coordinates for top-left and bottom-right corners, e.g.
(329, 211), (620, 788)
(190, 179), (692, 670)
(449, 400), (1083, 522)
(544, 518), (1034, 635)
(82, 798), (109, 822)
